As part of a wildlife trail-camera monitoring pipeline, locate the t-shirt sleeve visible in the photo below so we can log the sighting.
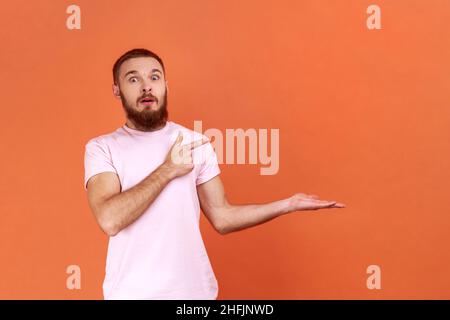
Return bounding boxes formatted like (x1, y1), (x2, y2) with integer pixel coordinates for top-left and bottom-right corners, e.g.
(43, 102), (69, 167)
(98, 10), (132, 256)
(84, 137), (118, 191)
(196, 141), (221, 186)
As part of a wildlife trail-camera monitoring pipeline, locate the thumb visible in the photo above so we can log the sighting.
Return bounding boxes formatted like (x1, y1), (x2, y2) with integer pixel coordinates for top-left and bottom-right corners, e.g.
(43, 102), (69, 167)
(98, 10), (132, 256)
(175, 131), (183, 145)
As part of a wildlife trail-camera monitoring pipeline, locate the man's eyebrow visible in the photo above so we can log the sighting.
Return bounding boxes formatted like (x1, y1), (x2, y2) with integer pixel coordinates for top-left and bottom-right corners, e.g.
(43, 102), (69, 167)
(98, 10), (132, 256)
(123, 69), (163, 79)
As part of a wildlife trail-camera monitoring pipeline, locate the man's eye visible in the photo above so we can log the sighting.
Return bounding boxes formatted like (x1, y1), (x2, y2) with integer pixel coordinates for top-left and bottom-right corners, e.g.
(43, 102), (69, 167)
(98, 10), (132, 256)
(152, 75), (160, 80)
(129, 77), (138, 82)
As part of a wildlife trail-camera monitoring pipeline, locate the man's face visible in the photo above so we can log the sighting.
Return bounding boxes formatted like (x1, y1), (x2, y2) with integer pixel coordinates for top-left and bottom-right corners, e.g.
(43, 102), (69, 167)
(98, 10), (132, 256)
(113, 57), (169, 131)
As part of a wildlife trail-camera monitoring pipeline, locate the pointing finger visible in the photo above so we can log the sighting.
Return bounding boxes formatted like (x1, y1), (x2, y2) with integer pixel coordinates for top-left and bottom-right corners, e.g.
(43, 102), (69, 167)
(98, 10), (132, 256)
(187, 137), (210, 150)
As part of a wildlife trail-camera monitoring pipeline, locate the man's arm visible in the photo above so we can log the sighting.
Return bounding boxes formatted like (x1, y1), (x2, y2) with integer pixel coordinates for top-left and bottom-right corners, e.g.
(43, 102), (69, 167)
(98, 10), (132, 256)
(86, 131), (209, 237)
(197, 176), (346, 235)
(87, 165), (175, 236)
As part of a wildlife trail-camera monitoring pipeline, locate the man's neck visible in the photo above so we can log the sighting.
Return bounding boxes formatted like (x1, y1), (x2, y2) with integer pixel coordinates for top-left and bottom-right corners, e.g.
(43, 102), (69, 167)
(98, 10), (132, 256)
(125, 120), (167, 132)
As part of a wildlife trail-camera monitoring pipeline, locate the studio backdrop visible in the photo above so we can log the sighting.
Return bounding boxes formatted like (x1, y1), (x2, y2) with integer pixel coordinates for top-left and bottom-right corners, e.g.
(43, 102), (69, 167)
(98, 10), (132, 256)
(0, 0), (449, 299)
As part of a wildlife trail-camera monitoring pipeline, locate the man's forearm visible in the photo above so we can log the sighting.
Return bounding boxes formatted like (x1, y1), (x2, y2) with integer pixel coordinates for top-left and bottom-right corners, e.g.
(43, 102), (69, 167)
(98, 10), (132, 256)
(101, 164), (175, 236)
(220, 198), (291, 235)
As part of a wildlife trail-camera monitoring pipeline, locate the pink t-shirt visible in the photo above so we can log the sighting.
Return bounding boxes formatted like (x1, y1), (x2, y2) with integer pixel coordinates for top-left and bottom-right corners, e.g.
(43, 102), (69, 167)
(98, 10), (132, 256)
(83, 120), (221, 299)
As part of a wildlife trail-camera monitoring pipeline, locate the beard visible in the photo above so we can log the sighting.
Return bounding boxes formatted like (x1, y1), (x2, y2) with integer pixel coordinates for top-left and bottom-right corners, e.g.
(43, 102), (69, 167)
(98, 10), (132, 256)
(120, 89), (169, 131)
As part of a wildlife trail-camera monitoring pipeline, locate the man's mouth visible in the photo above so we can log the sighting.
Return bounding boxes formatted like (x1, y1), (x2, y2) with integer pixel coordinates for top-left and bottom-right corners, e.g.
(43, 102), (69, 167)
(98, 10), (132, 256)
(139, 97), (156, 106)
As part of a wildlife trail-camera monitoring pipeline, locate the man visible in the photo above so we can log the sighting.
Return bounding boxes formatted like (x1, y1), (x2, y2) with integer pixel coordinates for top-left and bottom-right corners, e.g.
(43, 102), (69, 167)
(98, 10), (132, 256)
(84, 48), (346, 300)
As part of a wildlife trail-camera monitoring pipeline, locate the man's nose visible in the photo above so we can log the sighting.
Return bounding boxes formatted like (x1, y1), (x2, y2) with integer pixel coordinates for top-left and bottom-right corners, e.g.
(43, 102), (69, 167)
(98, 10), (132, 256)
(141, 80), (153, 93)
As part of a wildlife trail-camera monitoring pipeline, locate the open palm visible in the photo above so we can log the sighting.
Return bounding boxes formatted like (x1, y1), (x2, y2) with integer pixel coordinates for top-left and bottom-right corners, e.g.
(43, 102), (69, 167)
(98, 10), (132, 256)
(288, 193), (346, 211)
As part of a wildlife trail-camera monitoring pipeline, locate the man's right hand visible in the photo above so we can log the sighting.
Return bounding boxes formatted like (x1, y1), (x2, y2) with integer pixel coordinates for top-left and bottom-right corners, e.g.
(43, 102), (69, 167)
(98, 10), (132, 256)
(161, 131), (210, 179)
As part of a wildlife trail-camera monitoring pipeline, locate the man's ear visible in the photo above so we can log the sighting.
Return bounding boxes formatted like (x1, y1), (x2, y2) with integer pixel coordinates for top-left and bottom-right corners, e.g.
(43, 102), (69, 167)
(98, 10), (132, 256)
(112, 83), (121, 100)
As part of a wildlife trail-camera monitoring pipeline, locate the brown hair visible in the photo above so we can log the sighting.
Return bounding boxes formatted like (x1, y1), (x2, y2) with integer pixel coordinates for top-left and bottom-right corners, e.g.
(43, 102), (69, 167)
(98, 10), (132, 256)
(112, 48), (166, 85)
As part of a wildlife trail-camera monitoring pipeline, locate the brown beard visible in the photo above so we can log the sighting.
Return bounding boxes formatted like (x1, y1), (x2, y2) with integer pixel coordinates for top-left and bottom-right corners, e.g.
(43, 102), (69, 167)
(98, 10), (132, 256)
(120, 89), (169, 131)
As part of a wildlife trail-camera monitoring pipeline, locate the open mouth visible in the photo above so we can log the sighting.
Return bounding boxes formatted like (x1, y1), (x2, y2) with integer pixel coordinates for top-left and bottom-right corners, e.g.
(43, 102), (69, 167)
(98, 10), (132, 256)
(140, 97), (156, 106)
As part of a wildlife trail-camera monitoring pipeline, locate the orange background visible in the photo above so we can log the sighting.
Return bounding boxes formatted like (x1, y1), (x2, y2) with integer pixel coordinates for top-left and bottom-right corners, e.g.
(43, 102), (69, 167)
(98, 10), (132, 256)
(0, 0), (449, 299)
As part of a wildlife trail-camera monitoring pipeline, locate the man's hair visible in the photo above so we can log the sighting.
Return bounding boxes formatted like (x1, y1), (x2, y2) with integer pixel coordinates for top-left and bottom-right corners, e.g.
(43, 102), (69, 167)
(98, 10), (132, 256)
(112, 48), (166, 85)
